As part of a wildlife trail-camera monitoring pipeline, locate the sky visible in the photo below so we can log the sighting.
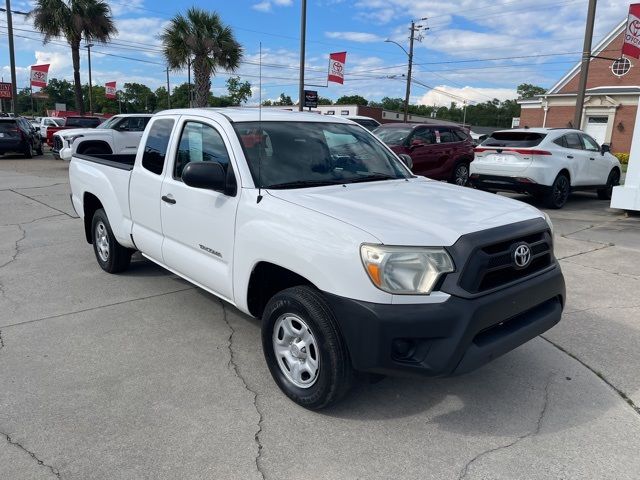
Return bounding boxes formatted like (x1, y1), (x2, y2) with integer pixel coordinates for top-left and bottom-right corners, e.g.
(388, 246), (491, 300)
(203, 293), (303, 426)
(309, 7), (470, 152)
(0, 0), (633, 107)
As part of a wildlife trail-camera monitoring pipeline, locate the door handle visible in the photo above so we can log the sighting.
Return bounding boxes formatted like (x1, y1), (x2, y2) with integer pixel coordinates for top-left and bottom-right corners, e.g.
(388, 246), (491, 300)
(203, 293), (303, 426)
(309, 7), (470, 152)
(566, 155), (574, 159)
(161, 195), (176, 204)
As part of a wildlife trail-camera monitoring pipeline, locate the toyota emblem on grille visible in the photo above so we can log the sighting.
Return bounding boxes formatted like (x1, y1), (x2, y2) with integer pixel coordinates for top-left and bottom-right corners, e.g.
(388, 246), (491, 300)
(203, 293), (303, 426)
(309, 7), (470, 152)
(513, 243), (532, 269)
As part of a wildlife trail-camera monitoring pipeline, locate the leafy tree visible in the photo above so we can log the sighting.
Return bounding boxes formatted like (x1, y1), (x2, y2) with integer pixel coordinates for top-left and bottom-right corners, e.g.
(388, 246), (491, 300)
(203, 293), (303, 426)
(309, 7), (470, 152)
(168, 83), (191, 108)
(261, 99), (273, 106)
(121, 82), (155, 112)
(517, 83), (546, 99)
(42, 78), (75, 109)
(154, 86), (169, 110)
(161, 8), (242, 107)
(81, 84), (118, 113)
(226, 76), (252, 106)
(30, 0), (117, 114)
(317, 96), (333, 105)
(335, 95), (368, 106)
(272, 93), (293, 106)
(209, 95), (234, 107)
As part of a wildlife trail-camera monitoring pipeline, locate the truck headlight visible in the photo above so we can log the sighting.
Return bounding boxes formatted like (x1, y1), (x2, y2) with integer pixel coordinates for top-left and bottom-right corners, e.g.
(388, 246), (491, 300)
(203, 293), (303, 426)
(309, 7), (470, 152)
(66, 134), (84, 147)
(543, 212), (554, 236)
(360, 244), (454, 295)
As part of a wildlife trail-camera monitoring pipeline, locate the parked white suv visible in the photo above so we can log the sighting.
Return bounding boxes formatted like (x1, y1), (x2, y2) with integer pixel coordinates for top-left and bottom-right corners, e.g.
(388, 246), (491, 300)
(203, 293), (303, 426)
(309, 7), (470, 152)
(470, 128), (621, 208)
(54, 114), (153, 161)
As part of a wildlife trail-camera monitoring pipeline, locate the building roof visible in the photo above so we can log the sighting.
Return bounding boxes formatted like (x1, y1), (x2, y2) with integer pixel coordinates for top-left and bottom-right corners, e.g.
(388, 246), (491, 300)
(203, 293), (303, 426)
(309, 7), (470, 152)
(547, 19), (626, 94)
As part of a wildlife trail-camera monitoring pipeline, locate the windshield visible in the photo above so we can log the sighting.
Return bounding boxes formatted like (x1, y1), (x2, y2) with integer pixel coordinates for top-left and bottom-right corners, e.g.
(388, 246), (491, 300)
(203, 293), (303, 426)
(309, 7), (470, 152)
(233, 121), (411, 189)
(373, 126), (413, 146)
(97, 117), (120, 129)
(482, 131), (546, 147)
(66, 117), (101, 128)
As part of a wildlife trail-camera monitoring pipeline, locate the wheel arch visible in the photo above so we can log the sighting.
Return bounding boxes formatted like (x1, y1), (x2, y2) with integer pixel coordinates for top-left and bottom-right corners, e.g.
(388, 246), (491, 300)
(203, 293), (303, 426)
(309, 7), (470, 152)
(83, 192), (104, 243)
(77, 140), (113, 155)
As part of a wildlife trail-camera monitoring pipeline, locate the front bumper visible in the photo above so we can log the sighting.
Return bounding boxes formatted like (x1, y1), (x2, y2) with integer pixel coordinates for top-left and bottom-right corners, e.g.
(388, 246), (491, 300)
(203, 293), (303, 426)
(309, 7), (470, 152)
(324, 264), (565, 377)
(470, 174), (549, 196)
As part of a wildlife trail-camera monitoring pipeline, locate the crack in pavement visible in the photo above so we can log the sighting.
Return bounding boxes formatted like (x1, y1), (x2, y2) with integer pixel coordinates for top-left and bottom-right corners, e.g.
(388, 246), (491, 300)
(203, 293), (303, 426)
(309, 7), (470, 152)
(14, 182), (68, 191)
(561, 259), (640, 281)
(457, 375), (553, 480)
(1, 430), (62, 479)
(560, 224), (596, 237)
(556, 243), (613, 260)
(0, 224), (26, 270)
(8, 189), (78, 219)
(541, 336), (640, 416)
(565, 303), (640, 315)
(1, 287), (195, 330)
(220, 301), (266, 480)
(0, 329), (4, 350)
(0, 213), (66, 228)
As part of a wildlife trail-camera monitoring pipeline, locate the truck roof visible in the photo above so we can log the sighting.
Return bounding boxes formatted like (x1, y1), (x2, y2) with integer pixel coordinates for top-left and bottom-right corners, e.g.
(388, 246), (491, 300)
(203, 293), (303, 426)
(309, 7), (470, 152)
(155, 108), (354, 124)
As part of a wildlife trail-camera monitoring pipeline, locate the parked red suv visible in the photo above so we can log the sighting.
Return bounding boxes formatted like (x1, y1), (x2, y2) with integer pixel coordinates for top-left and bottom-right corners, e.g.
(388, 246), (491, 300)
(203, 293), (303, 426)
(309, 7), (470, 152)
(373, 123), (474, 185)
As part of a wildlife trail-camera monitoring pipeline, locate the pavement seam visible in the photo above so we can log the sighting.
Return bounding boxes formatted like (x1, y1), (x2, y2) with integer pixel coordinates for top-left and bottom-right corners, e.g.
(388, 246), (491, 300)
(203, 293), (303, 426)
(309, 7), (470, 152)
(561, 259), (640, 281)
(564, 303), (640, 315)
(0, 329), (4, 350)
(0, 213), (67, 228)
(541, 335), (640, 415)
(556, 242), (613, 261)
(0, 287), (195, 330)
(8, 189), (78, 219)
(0, 430), (62, 479)
(457, 375), (553, 480)
(14, 182), (68, 191)
(220, 301), (266, 480)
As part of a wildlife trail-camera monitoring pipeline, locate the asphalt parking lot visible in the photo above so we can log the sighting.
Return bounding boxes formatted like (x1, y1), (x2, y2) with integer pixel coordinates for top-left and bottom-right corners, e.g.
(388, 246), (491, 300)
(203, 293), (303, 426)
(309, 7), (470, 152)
(1, 152), (640, 480)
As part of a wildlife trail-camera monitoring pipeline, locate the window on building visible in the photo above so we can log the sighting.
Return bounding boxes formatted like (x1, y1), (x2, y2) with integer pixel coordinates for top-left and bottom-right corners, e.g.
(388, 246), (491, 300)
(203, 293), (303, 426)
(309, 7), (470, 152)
(611, 57), (631, 77)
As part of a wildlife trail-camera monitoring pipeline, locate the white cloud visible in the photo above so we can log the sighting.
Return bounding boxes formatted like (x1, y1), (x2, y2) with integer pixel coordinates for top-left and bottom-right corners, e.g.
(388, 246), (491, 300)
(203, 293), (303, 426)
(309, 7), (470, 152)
(273, 0), (293, 5)
(417, 85), (517, 107)
(252, 1), (272, 12)
(325, 31), (384, 43)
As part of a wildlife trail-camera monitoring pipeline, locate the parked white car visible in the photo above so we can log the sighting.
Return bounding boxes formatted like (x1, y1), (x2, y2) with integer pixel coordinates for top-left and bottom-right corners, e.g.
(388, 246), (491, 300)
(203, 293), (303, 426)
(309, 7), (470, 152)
(470, 128), (621, 208)
(345, 115), (381, 131)
(54, 114), (153, 161)
(69, 109), (565, 409)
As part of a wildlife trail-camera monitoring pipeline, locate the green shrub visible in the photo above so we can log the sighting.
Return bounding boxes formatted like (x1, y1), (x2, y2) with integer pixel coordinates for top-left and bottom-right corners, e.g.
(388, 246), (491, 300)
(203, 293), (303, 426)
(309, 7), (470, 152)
(614, 153), (629, 164)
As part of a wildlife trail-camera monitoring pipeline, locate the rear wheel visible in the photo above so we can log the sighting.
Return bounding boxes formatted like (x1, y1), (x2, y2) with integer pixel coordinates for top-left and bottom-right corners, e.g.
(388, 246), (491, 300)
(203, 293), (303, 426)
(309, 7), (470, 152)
(450, 162), (470, 186)
(91, 209), (132, 273)
(23, 142), (33, 159)
(597, 168), (620, 200)
(35, 143), (44, 156)
(544, 173), (570, 209)
(262, 286), (353, 409)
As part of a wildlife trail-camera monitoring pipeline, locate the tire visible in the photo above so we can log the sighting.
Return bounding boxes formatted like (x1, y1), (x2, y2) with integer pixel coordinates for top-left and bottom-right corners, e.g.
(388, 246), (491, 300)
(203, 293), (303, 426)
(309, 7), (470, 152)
(262, 286), (354, 410)
(24, 142), (33, 159)
(450, 162), (470, 186)
(35, 143), (44, 156)
(597, 168), (620, 200)
(544, 173), (570, 209)
(91, 208), (132, 273)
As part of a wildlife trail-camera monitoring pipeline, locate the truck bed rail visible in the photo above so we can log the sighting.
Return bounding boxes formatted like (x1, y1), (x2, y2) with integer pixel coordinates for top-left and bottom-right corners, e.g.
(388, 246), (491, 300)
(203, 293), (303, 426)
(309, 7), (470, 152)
(73, 153), (136, 171)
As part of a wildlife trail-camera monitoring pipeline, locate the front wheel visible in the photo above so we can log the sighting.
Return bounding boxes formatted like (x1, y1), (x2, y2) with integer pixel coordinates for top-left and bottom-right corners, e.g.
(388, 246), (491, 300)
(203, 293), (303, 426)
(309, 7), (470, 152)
(262, 286), (354, 410)
(91, 208), (132, 273)
(450, 162), (470, 186)
(544, 173), (570, 209)
(597, 168), (620, 200)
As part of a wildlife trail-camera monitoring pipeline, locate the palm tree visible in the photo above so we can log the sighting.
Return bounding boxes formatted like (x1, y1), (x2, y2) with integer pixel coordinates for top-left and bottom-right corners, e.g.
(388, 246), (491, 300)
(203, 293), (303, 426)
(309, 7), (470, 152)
(30, 0), (116, 114)
(161, 8), (243, 108)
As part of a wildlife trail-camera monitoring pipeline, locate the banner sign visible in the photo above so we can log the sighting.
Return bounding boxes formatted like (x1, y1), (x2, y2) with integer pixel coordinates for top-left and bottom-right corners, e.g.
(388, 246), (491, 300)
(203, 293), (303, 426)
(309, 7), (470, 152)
(0, 82), (12, 99)
(105, 81), (117, 99)
(30, 64), (50, 88)
(622, 4), (640, 59)
(328, 52), (347, 84)
(304, 90), (318, 108)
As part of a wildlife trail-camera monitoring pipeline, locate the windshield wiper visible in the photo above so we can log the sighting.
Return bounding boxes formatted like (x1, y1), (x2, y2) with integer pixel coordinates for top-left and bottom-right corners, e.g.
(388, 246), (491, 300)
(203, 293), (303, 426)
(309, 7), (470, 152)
(266, 179), (343, 189)
(347, 172), (400, 183)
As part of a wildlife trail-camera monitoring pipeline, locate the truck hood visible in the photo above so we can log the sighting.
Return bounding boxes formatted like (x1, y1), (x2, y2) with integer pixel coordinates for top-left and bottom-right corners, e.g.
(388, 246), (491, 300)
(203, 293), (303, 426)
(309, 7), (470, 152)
(56, 128), (109, 138)
(267, 177), (544, 246)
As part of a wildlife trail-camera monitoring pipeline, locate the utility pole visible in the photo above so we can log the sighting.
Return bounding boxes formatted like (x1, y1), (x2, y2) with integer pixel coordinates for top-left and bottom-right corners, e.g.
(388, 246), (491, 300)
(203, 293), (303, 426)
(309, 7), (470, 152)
(4, 0), (18, 113)
(187, 58), (192, 108)
(298, 0), (307, 111)
(574, 0), (597, 129)
(166, 68), (171, 109)
(86, 43), (94, 113)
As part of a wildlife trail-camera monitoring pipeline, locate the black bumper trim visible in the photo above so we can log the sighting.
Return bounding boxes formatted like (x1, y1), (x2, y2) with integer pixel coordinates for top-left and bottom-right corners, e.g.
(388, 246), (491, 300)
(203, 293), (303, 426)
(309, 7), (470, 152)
(324, 264), (565, 378)
(470, 174), (550, 196)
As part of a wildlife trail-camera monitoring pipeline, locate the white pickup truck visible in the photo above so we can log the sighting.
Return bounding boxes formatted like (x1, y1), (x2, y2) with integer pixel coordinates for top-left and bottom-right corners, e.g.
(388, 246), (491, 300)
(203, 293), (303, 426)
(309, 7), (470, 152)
(54, 114), (153, 161)
(69, 108), (565, 409)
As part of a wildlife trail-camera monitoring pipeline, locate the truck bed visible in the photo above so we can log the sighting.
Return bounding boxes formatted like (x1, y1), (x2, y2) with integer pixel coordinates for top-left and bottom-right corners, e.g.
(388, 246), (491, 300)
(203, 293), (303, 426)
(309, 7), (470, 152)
(73, 153), (136, 170)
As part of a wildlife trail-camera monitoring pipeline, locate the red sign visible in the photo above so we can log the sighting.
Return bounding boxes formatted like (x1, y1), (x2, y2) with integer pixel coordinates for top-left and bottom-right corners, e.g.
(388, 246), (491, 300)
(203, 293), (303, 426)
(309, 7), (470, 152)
(622, 4), (640, 59)
(30, 64), (50, 88)
(0, 82), (12, 99)
(105, 81), (117, 99)
(328, 52), (347, 84)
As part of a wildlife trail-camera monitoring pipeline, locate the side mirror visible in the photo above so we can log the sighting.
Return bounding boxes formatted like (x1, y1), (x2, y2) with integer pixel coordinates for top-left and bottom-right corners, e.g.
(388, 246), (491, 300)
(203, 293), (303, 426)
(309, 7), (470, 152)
(182, 161), (235, 195)
(398, 153), (413, 170)
(600, 143), (610, 155)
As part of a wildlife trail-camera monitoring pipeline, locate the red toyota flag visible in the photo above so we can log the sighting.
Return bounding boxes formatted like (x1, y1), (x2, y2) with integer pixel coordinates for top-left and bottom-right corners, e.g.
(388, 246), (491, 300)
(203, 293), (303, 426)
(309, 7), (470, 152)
(622, 4), (640, 59)
(30, 64), (50, 88)
(328, 52), (347, 84)
(105, 81), (117, 99)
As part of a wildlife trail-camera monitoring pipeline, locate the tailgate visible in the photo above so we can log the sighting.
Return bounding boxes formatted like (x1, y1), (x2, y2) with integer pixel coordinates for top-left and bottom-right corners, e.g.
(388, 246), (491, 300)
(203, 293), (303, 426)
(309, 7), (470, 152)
(472, 148), (538, 174)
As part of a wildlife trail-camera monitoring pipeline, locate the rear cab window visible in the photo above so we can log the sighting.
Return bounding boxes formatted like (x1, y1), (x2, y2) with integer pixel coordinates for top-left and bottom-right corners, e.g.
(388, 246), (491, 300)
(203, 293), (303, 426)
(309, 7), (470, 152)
(141, 118), (175, 175)
(482, 131), (546, 148)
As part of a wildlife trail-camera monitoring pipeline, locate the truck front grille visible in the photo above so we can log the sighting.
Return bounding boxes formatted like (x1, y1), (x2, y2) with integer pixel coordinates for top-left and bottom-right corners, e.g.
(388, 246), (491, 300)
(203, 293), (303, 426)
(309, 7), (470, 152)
(459, 230), (553, 294)
(53, 135), (63, 152)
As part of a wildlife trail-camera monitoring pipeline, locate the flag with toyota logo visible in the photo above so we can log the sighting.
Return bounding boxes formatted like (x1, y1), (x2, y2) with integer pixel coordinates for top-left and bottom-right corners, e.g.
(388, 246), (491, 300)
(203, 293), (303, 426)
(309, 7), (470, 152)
(622, 4), (640, 59)
(328, 52), (347, 84)
(30, 64), (50, 88)
(105, 81), (117, 99)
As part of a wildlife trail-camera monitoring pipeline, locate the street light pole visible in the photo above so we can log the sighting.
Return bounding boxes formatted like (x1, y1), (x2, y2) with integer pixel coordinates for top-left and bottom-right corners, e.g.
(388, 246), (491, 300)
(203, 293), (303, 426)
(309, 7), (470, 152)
(4, 0), (18, 113)
(166, 67), (171, 109)
(298, 0), (307, 112)
(85, 43), (94, 113)
(574, 0), (597, 130)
